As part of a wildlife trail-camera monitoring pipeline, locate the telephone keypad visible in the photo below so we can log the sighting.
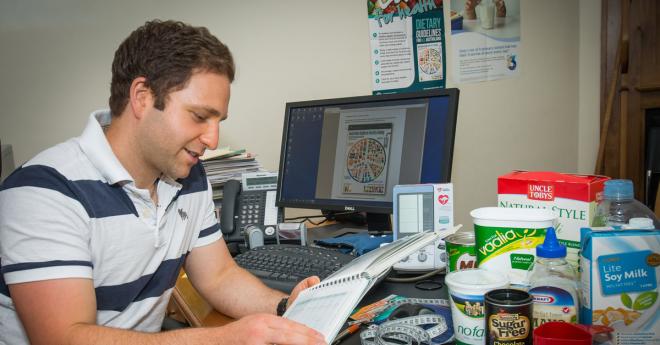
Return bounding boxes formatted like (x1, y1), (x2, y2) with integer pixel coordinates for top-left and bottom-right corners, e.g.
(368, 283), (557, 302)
(233, 189), (283, 244)
(238, 191), (267, 230)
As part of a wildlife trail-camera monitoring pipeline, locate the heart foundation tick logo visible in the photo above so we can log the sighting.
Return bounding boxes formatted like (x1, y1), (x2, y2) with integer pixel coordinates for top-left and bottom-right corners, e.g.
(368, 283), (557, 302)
(437, 194), (449, 205)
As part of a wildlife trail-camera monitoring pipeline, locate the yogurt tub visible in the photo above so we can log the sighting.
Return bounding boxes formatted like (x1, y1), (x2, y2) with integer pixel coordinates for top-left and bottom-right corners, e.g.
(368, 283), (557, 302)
(471, 207), (556, 286)
(445, 268), (509, 345)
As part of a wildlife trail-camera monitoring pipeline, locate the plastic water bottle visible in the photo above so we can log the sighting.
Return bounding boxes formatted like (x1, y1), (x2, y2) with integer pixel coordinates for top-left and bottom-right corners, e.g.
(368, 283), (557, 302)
(594, 179), (660, 228)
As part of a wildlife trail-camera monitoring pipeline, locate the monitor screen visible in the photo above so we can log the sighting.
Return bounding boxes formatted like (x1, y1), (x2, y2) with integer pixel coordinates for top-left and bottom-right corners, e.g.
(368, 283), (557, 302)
(276, 89), (459, 216)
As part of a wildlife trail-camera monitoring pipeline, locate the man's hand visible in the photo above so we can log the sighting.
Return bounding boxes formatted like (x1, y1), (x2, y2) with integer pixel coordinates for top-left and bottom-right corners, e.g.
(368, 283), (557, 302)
(288, 276), (321, 308)
(217, 313), (326, 345)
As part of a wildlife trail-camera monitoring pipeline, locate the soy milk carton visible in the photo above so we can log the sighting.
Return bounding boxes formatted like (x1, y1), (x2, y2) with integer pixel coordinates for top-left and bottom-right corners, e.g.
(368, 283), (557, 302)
(580, 228), (659, 345)
(498, 171), (609, 271)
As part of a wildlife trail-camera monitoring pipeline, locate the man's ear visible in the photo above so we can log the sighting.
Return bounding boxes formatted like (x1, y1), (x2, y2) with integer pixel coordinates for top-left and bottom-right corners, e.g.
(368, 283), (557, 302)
(128, 77), (154, 119)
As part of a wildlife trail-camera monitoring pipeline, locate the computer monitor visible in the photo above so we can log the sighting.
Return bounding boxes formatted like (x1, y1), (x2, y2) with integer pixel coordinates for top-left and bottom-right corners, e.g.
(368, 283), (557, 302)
(276, 89), (459, 231)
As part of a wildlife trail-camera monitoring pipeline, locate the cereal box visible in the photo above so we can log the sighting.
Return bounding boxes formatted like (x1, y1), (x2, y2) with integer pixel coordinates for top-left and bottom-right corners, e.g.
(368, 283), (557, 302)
(580, 227), (659, 345)
(498, 171), (609, 271)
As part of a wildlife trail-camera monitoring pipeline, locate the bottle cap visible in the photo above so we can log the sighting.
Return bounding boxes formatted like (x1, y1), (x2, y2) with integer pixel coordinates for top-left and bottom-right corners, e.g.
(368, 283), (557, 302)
(627, 217), (655, 229)
(603, 179), (634, 200)
(536, 227), (566, 258)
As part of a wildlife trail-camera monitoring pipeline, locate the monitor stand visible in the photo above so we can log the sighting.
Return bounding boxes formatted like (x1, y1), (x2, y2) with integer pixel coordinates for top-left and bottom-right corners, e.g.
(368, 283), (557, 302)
(306, 212), (392, 243)
(365, 212), (392, 235)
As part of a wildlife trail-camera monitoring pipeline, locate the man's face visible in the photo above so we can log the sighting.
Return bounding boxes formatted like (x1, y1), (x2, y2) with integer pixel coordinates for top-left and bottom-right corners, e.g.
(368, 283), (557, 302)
(139, 71), (230, 180)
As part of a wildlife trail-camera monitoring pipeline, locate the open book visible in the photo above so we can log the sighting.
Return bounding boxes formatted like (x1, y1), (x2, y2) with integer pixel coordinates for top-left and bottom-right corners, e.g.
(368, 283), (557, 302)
(283, 228), (455, 343)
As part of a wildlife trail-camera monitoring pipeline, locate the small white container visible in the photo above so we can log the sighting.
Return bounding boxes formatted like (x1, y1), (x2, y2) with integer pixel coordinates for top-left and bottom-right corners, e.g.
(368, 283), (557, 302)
(471, 207), (556, 286)
(477, 1), (495, 29)
(445, 268), (509, 344)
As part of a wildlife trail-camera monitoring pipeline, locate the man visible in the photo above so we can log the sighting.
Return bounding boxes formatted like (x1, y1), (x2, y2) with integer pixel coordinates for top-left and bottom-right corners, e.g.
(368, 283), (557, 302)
(0, 20), (325, 345)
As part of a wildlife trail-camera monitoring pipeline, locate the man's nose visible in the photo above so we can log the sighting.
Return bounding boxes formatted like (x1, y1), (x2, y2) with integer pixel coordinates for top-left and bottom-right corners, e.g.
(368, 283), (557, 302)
(200, 121), (219, 150)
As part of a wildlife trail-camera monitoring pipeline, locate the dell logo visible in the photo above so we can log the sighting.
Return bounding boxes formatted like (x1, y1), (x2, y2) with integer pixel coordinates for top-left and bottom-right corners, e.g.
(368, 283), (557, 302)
(344, 206), (355, 211)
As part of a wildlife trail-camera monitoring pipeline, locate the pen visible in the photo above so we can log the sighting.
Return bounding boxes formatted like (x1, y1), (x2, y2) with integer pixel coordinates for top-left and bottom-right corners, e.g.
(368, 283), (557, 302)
(332, 323), (362, 345)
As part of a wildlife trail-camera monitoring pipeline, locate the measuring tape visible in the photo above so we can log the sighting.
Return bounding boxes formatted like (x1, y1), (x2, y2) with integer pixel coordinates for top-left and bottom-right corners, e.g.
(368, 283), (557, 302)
(389, 297), (450, 308)
(359, 298), (451, 345)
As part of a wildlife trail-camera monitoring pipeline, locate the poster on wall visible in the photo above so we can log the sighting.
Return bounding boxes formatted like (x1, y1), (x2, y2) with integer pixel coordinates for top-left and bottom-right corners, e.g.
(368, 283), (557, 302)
(367, 0), (446, 95)
(449, 0), (520, 83)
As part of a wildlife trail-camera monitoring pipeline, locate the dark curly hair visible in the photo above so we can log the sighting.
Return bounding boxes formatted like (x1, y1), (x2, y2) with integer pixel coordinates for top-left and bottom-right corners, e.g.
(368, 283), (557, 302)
(109, 20), (235, 116)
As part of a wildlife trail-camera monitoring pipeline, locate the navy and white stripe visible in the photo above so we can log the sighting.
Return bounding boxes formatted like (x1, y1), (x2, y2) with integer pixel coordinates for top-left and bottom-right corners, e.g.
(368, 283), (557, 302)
(0, 110), (222, 345)
(1, 164), (139, 218)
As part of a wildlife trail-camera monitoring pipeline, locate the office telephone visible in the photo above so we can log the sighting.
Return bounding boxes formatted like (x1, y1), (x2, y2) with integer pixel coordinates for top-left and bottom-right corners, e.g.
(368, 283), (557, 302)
(220, 172), (283, 253)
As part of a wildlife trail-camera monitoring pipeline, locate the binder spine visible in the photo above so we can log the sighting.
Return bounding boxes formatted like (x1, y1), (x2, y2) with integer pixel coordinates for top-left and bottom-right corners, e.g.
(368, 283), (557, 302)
(310, 273), (364, 291)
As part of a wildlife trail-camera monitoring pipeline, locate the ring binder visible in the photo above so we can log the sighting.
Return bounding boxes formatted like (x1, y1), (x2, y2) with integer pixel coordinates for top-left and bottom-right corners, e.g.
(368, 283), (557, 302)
(284, 227), (459, 343)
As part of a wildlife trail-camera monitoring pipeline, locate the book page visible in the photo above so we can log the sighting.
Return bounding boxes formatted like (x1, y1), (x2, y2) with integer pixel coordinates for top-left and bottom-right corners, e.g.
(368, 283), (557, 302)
(284, 275), (371, 343)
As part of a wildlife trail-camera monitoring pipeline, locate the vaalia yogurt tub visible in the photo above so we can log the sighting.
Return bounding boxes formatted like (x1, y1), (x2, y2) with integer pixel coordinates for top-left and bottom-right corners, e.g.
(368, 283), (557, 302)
(471, 207), (556, 286)
(445, 268), (509, 345)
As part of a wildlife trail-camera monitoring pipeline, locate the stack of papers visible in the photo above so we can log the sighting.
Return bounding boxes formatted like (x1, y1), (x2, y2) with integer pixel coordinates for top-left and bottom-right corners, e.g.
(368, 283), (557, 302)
(200, 147), (263, 198)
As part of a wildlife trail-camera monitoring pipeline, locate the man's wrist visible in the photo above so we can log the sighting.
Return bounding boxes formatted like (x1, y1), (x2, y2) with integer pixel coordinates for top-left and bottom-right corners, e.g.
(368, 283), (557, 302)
(276, 296), (289, 316)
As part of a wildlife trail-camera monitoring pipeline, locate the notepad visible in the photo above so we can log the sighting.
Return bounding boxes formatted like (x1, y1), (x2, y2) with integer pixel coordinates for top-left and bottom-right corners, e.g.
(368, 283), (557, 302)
(283, 228), (457, 343)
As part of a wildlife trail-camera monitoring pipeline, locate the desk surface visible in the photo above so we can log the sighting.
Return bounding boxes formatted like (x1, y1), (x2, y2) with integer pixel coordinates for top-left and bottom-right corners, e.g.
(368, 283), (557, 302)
(338, 273), (449, 345)
(171, 269), (234, 327)
(170, 221), (428, 335)
(172, 267), (450, 343)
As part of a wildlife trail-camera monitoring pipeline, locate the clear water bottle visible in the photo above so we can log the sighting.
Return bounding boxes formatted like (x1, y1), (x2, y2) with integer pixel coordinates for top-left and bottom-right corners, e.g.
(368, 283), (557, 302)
(594, 179), (660, 228)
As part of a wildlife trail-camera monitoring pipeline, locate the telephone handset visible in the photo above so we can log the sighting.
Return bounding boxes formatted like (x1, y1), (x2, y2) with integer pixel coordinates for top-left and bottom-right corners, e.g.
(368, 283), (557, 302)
(220, 172), (283, 253)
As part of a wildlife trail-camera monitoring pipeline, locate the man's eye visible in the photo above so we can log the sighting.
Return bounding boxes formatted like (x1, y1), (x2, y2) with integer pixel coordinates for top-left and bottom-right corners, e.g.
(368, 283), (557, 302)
(192, 112), (205, 121)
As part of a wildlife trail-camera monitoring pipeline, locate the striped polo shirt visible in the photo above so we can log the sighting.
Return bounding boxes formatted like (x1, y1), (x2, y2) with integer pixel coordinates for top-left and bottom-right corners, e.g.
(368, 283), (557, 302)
(0, 110), (222, 344)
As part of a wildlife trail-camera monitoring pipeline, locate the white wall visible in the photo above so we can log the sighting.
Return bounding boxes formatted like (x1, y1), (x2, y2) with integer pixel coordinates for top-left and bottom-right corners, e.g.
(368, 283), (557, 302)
(578, 0), (601, 174)
(0, 0), (600, 227)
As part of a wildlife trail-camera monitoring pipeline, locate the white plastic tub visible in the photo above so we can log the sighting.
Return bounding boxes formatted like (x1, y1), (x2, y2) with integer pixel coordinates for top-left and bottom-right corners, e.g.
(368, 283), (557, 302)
(471, 207), (556, 286)
(445, 268), (509, 344)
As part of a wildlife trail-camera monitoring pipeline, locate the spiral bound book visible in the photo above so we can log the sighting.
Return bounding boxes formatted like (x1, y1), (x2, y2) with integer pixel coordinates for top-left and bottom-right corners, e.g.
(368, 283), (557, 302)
(283, 228), (451, 343)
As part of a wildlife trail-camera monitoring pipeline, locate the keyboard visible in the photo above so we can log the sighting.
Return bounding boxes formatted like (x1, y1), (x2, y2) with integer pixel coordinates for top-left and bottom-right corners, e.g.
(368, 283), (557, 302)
(234, 244), (355, 293)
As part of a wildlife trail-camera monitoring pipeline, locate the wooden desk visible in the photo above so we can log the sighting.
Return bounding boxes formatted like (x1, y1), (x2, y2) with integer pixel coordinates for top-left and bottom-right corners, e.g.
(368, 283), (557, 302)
(168, 269), (234, 327)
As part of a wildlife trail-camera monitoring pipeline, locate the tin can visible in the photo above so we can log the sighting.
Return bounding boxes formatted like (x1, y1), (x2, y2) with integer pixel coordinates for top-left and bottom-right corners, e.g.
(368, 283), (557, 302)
(485, 289), (533, 345)
(444, 231), (477, 272)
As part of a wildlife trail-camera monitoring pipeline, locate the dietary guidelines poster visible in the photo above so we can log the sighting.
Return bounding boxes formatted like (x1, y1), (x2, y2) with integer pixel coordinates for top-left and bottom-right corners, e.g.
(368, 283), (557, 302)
(367, 0), (446, 94)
